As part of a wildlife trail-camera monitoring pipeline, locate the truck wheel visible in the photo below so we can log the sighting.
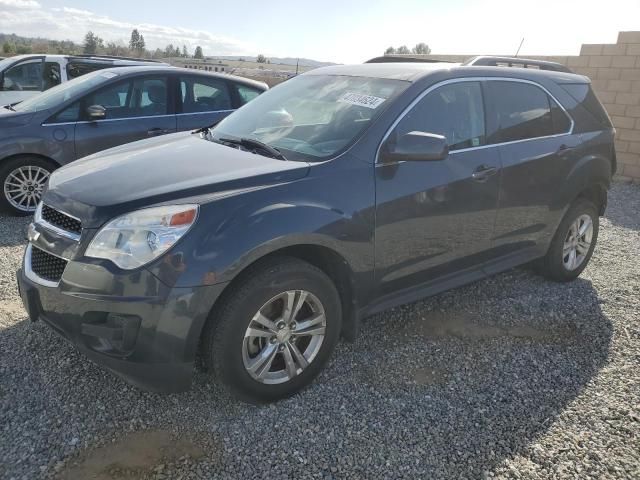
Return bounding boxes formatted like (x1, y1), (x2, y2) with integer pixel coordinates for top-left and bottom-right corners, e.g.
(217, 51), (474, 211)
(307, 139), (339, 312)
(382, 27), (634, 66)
(537, 198), (599, 282)
(0, 157), (55, 215)
(203, 257), (342, 403)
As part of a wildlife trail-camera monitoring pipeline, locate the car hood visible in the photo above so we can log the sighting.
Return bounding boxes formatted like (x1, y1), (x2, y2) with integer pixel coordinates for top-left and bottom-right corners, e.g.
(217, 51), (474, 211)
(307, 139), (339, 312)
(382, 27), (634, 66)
(45, 132), (310, 228)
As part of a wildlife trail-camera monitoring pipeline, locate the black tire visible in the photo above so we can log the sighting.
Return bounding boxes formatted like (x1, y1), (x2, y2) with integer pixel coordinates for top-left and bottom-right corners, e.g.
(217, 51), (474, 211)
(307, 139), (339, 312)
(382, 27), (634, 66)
(0, 156), (56, 216)
(536, 198), (599, 282)
(202, 257), (342, 403)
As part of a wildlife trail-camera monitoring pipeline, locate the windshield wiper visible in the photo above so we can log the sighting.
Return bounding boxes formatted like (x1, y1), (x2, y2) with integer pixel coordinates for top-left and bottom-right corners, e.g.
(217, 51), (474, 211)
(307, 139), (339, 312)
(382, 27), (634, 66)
(218, 137), (287, 161)
(3, 104), (16, 111)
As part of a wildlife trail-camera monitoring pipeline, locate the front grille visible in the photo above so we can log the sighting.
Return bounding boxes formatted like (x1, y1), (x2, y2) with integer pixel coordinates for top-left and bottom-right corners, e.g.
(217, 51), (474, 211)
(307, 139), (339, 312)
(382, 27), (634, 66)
(30, 246), (68, 283)
(41, 204), (82, 235)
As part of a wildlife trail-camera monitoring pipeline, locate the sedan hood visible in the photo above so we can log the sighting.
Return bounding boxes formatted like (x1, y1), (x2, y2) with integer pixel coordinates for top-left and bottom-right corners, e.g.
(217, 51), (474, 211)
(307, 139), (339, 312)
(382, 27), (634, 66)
(45, 132), (310, 228)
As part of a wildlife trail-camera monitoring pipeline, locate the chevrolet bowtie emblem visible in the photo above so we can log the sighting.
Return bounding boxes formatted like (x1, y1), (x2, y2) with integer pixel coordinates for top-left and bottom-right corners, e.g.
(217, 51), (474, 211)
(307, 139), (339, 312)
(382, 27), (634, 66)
(27, 223), (40, 243)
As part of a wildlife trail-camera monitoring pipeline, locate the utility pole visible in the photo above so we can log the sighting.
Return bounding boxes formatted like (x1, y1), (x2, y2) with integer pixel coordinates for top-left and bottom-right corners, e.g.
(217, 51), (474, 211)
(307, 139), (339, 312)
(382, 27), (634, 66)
(296, 58), (299, 75)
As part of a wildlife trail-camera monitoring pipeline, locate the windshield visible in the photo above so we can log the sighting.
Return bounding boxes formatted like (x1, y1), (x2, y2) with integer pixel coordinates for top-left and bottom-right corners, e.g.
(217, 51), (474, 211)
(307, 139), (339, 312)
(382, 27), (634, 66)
(13, 70), (119, 112)
(210, 75), (408, 161)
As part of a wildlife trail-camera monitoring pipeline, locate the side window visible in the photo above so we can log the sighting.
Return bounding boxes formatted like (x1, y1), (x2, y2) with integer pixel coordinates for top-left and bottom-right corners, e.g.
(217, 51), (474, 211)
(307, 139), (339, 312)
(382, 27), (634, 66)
(83, 80), (132, 119)
(486, 81), (569, 143)
(136, 77), (168, 115)
(49, 102), (80, 123)
(2, 60), (44, 91)
(179, 76), (232, 113)
(395, 81), (485, 151)
(67, 62), (107, 80)
(234, 84), (262, 106)
(82, 76), (168, 120)
(43, 62), (61, 90)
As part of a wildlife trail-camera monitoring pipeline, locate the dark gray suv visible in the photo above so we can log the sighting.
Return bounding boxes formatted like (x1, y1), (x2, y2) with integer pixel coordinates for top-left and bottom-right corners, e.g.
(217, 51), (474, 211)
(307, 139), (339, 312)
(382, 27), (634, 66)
(0, 66), (267, 214)
(17, 58), (615, 402)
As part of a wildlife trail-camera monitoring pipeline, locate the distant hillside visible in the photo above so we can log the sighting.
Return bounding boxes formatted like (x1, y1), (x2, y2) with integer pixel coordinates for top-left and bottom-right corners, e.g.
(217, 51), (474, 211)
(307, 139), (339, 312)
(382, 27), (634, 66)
(209, 56), (338, 68)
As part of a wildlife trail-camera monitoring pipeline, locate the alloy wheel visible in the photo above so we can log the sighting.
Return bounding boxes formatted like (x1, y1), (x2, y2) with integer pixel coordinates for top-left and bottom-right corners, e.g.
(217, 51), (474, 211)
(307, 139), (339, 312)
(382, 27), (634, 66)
(562, 213), (593, 271)
(3, 165), (49, 212)
(242, 290), (326, 385)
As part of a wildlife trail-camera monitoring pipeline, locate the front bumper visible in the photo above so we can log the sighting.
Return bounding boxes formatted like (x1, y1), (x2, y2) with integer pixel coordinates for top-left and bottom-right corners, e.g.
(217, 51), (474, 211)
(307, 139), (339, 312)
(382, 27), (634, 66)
(17, 253), (227, 393)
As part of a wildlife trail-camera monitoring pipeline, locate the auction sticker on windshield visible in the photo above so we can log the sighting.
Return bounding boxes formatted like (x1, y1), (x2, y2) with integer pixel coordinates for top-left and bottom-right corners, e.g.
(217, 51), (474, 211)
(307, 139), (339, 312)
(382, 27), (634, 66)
(338, 92), (386, 109)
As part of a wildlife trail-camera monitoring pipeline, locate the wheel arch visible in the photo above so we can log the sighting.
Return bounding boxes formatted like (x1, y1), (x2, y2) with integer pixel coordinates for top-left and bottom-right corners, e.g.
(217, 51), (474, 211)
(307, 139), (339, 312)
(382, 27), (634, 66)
(197, 243), (360, 363)
(0, 152), (61, 169)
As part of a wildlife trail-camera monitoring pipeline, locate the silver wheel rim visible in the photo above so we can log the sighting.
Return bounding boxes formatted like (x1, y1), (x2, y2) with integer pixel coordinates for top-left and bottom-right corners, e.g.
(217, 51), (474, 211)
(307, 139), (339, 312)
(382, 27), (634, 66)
(562, 213), (593, 271)
(3, 165), (49, 212)
(242, 290), (326, 385)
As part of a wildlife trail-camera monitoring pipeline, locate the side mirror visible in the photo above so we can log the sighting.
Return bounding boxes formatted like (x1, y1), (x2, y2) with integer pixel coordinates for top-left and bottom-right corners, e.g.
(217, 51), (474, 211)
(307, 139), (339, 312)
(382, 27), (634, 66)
(86, 104), (106, 121)
(380, 131), (449, 163)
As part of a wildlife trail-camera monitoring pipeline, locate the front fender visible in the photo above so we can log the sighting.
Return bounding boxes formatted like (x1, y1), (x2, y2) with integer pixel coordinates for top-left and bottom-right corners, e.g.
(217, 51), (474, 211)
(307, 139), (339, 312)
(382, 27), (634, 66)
(145, 160), (376, 295)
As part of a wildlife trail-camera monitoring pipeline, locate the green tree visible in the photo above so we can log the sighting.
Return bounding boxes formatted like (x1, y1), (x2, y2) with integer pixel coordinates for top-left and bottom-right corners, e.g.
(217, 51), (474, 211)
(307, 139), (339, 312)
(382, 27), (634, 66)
(129, 29), (140, 50)
(256, 54), (267, 63)
(412, 42), (431, 54)
(194, 46), (204, 59)
(83, 31), (103, 55)
(384, 46), (396, 55)
(396, 45), (410, 54)
(2, 42), (12, 55)
(182, 45), (189, 58)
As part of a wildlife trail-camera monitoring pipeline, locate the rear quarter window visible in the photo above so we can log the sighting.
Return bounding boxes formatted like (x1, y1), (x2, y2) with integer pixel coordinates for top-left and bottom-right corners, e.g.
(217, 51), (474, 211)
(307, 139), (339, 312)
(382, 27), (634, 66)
(561, 83), (612, 128)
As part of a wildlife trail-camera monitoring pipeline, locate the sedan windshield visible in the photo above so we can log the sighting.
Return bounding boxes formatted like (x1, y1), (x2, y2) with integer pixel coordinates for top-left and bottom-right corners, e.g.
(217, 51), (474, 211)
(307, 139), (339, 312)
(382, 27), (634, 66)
(210, 75), (408, 161)
(13, 70), (120, 112)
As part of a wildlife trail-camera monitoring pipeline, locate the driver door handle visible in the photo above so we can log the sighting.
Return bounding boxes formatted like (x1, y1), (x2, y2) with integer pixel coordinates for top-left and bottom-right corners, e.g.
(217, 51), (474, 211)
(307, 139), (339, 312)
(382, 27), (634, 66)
(471, 165), (498, 182)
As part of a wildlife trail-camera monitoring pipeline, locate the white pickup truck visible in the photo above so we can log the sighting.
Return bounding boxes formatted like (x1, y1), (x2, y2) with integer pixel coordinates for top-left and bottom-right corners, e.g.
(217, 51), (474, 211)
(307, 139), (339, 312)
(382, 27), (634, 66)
(0, 54), (166, 106)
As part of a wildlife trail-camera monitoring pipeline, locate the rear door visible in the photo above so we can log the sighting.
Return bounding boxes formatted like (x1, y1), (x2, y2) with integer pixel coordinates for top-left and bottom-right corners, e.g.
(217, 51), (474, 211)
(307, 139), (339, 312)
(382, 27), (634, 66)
(74, 74), (176, 158)
(484, 80), (576, 263)
(176, 74), (234, 131)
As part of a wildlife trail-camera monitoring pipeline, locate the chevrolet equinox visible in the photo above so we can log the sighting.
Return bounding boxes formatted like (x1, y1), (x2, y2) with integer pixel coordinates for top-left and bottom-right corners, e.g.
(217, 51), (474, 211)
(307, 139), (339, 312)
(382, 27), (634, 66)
(17, 58), (616, 402)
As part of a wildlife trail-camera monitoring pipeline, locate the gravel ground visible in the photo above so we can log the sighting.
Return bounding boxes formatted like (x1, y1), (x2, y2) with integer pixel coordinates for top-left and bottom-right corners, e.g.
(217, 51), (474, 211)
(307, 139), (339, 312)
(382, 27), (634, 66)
(1, 182), (639, 480)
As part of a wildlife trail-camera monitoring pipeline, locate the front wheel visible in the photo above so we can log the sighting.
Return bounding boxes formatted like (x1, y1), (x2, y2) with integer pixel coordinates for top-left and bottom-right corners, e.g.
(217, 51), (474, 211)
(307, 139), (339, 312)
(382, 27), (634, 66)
(0, 157), (55, 215)
(537, 198), (599, 282)
(202, 257), (342, 403)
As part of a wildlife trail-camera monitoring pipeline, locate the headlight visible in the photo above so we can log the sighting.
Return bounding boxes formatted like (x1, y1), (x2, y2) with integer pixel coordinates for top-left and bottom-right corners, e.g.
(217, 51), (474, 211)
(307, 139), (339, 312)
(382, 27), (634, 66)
(85, 205), (198, 270)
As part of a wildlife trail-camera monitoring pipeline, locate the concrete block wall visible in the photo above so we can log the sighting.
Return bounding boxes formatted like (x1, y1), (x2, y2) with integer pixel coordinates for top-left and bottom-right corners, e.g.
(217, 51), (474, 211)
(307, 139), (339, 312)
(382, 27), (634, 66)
(416, 31), (640, 182)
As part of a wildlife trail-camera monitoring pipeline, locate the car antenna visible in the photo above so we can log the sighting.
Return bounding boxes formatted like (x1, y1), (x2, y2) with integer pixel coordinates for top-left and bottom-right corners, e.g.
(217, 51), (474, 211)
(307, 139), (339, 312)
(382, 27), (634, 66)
(515, 37), (525, 57)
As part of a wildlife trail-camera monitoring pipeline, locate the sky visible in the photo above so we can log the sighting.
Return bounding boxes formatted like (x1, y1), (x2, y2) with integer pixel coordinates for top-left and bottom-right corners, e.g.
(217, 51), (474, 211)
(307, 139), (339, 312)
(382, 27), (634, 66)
(2, 0), (640, 63)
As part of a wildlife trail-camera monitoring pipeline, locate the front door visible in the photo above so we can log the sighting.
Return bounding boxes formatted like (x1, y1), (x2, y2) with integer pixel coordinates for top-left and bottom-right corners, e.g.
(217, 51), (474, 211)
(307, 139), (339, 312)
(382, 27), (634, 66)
(75, 74), (176, 158)
(374, 80), (501, 296)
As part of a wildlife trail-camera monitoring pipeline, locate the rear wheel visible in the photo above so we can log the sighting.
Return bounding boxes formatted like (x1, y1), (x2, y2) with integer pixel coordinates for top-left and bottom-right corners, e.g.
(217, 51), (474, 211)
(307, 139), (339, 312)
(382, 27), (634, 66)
(0, 157), (55, 215)
(203, 257), (342, 402)
(537, 198), (599, 282)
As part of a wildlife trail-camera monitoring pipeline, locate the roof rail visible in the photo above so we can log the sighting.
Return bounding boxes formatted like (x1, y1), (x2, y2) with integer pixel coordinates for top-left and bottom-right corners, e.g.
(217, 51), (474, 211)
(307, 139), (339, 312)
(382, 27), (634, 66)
(365, 55), (454, 64)
(463, 56), (573, 73)
(68, 54), (164, 63)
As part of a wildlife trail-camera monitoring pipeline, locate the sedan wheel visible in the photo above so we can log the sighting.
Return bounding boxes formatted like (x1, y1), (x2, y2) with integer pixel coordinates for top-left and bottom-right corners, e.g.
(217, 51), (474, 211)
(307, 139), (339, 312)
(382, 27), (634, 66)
(242, 290), (326, 384)
(3, 164), (50, 213)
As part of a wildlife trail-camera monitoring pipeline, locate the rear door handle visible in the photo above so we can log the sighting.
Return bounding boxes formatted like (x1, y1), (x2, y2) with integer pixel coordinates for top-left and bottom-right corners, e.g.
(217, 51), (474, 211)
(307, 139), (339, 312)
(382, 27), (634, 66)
(147, 128), (171, 136)
(472, 165), (498, 182)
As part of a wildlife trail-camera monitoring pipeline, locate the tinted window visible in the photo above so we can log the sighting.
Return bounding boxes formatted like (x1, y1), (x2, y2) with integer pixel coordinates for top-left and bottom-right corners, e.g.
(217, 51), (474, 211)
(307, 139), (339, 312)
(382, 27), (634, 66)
(235, 84), (262, 106)
(562, 83), (611, 128)
(487, 81), (570, 143)
(43, 62), (61, 90)
(179, 76), (232, 113)
(83, 76), (168, 119)
(50, 102), (80, 123)
(395, 81), (485, 151)
(67, 62), (108, 79)
(2, 60), (43, 91)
